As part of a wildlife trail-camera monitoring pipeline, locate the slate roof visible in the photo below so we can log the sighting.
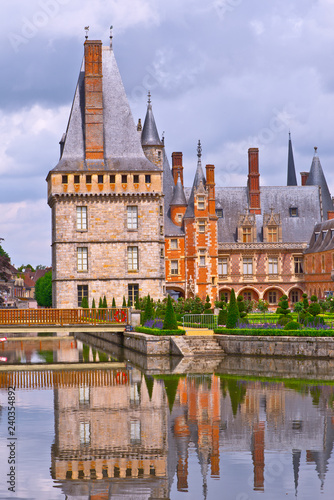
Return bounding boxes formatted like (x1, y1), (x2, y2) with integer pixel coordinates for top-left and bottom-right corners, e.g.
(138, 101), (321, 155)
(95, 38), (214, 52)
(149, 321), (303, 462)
(212, 185), (321, 243)
(184, 157), (206, 219)
(304, 218), (334, 254)
(141, 101), (163, 147)
(51, 46), (159, 174)
(171, 175), (187, 206)
(287, 133), (297, 186)
(163, 148), (184, 237)
(306, 151), (333, 218)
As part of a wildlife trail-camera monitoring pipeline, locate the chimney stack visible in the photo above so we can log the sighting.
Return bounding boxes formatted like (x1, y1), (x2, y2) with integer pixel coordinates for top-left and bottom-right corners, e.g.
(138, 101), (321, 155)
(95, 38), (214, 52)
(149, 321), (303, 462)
(248, 148), (261, 214)
(84, 40), (104, 160)
(300, 172), (309, 186)
(172, 152), (183, 186)
(206, 164), (216, 216)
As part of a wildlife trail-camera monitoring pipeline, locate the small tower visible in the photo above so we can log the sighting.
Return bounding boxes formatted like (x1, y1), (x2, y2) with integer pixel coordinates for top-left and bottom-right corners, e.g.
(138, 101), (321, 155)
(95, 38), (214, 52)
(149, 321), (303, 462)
(183, 141), (218, 303)
(306, 147), (334, 220)
(141, 92), (164, 169)
(287, 132), (297, 186)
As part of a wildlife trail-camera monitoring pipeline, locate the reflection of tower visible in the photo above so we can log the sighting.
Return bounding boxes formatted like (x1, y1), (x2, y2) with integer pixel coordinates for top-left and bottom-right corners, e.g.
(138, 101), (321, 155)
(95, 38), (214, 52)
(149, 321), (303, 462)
(51, 367), (169, 499)
(251, 421), (265, 491)
(173, 375), (221, 495)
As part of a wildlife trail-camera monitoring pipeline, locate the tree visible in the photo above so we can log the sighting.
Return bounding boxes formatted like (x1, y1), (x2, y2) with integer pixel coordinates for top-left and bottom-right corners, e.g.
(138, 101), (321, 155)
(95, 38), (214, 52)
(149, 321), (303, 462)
(35, 271), (52, 307)
(276, 295), (290, 316)
(122, 296), (126, 307)
(142, 293), (154, 325)
(0, 253), (12, 305)
(163, 294), (178, 330)
(0, 244), (9, 260)
(103, 296), (108, 308)
(226, 289), (240, 328)
(98, 297), (103, 308)
(18, 264), (35, 272)
(237, 295), (247, 319)
(92, 298), (96, 309)
(81, 296), (88, 308)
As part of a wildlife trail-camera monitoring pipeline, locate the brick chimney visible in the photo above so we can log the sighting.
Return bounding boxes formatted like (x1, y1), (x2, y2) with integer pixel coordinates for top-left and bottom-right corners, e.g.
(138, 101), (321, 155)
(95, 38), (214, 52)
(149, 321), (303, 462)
(248, 148), (261, 214)
(300, 172), (309, 186)
(172, 152), (183, 186)
(206, 164), (216, 216)
(84, 40), (104, 160)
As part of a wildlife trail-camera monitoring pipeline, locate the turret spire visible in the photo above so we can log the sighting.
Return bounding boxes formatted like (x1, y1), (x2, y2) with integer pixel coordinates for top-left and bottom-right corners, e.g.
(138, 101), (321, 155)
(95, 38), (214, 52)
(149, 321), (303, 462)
(287, 132), (297, 186)
(141, 92), (163, 146)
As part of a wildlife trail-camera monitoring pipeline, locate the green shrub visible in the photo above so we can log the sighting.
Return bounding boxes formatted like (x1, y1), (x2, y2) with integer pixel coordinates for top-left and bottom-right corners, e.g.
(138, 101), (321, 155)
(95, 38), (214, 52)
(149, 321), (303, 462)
(163, 295), (178, 330)
(135, 326), (185, 336)
(81, 296), (88, 308)
(277, 314), (293, 326)
(226, 289), (240, 328)
(218, 308), (228, 326)
(304, 316), (325, 327)
(308, 302), (321, 317)
(92, 298), (96, 309)
(284, 321), (303, 330)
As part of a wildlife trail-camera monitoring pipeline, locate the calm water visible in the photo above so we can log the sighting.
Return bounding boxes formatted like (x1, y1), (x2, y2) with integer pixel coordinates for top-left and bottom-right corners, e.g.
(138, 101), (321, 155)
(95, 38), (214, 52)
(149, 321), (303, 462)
(0, 334), (334, 499)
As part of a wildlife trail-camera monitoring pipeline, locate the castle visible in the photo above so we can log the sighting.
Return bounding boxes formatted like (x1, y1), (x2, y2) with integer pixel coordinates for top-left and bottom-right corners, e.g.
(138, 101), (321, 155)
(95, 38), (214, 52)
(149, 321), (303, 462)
(47, 37), (334, 308)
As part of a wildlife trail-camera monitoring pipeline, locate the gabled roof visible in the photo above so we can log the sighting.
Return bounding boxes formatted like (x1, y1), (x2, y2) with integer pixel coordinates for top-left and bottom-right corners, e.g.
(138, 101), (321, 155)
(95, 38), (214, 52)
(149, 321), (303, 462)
(50, 46), (159, 174)
(305, 218), (334, 253)
(306, 149), (333, 219)
(141, 97), (163, 147)
(287, 133), (297, 186)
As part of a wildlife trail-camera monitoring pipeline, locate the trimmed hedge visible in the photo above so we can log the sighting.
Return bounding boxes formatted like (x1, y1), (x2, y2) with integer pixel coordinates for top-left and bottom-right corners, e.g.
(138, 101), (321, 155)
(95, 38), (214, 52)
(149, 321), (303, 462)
(135, 326), (185, 336)
(214, 328), (334, 337)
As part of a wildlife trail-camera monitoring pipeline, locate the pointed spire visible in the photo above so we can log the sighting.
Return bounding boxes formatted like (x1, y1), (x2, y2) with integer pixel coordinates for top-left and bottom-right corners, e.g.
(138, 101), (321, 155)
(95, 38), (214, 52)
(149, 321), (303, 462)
(171, 173), (187, 206)
(184, 141), (206, 219)
(141, 92), (163, 146)
(287, 132), (297, 186)
(306, 147), (334, 219)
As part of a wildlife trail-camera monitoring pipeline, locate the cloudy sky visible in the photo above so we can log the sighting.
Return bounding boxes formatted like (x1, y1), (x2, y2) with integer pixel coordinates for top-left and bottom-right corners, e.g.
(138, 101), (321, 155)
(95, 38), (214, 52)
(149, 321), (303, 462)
(1, 0), (334, 267)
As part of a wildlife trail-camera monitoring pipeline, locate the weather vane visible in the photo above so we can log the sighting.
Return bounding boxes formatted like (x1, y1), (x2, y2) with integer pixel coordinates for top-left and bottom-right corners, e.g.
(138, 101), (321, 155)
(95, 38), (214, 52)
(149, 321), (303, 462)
(110, 25), (113, 47)
(84, 26), (89, 39)
(197, 140), (202, 160)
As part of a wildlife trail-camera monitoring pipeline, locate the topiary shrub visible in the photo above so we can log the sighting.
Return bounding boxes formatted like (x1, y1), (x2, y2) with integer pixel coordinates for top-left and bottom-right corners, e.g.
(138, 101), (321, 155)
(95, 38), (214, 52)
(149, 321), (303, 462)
(276, 295), (290, 316)
(81, 296), (89, 308)
(284, 321), (303, 330)
(237, 295), (247, 319)
(218, 308), (228, 326)
(277, 314), (293, 326)
(226, 289), (240, 329)
(204, 295), (213, 314)
(142, 294), (154, 325)
(163, 294), (178, 330)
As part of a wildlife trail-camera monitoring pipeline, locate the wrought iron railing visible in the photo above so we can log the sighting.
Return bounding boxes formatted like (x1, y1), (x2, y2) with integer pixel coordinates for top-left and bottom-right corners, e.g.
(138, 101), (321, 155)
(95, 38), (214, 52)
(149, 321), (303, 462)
(182, 314), (218, 329)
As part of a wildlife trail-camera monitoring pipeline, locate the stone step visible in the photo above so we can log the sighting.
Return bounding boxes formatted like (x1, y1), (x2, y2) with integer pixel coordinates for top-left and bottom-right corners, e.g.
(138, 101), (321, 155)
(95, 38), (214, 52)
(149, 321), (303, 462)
(171, 336), (225, 357)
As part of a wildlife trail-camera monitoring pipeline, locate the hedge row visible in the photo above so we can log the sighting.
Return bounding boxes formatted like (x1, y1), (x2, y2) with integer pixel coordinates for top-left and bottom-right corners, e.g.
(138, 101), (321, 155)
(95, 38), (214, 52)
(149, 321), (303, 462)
(135, 326), (185, 336)
(214, 328), (334, 337)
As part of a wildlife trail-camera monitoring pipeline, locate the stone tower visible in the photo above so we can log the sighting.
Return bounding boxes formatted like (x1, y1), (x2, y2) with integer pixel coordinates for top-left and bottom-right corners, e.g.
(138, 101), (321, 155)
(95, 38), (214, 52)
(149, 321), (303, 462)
(47, 39), (165, 308)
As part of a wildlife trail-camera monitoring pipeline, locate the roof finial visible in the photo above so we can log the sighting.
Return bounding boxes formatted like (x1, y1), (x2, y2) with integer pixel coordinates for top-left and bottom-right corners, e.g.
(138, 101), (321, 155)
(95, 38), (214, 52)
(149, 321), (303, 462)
(161, 131), (165, 144)
(197, 140), (202, 161)
(109, 25), (113, 48)
(84, 26), (89, 40)
(314, 146), (318, 156)
(148, 91), (151, 105)
(289, 130), (291, 140)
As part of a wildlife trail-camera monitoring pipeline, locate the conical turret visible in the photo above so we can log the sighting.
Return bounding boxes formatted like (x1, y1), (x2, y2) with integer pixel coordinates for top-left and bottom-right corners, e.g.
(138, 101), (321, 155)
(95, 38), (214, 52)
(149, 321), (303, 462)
(141, 92), (163, 146)
(306, 147), (334, 220)
(287, 132), (297, 186)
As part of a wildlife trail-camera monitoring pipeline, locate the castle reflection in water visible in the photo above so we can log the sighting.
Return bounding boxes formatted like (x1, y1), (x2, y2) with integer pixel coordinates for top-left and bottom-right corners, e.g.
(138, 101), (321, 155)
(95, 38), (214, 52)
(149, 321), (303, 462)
(46, 359), (334, 498)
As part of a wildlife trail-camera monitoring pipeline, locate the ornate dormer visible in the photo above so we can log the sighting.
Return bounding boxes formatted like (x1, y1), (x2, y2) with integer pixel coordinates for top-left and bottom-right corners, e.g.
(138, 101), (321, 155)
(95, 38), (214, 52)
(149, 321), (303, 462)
(263, 207), (282, 243)
(237, 208), (256, 243)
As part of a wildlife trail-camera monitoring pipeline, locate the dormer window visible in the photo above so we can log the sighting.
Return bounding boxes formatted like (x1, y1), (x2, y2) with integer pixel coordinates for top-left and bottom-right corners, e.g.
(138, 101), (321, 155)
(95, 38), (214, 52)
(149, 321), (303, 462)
(216, 209), (223, 218)
(331, 229), (334, 239)
(267, 226), (278, 243)
(314, 232), (320, 241)
(242, 227), (252, 243)
(322, 230), (327, 241)
(289, 207), (298, 217)
(197, 196), (205, 210)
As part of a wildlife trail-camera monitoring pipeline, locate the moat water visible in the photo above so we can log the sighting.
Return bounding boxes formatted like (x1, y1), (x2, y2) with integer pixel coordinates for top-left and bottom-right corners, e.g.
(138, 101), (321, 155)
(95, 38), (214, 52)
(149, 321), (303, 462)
(0, 333), (334, 500)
